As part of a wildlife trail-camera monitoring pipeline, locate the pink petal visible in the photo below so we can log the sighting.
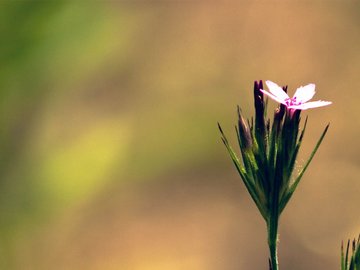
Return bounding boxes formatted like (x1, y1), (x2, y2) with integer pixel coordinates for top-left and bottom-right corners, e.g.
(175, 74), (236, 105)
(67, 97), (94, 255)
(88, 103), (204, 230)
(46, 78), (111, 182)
(265, 80), (289, 102)
(260, 89), (288, 105)
(288, 100), (332, 110)
(293, 84), (316, 103)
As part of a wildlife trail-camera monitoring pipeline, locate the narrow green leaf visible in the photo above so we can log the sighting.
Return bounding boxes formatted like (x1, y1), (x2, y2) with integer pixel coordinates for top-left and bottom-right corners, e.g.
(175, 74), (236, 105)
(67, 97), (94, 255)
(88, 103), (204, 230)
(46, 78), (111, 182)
(346, 240), (351, 270)
(354, 235), (360, 270)
(297, 116), (308, 145)
(283, 117), (308, 189)
(342, 241), (346, 270)
(218, 123), (267, 219)
(279, 123), (330, 213)
(227, 145), (267, 219)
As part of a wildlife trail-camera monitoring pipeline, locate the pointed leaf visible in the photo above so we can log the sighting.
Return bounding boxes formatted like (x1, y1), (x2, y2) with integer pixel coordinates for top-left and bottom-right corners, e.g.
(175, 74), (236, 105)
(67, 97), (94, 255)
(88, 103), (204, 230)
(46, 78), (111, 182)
(279, 123), (329, 213)
(218, 123), (267, 219)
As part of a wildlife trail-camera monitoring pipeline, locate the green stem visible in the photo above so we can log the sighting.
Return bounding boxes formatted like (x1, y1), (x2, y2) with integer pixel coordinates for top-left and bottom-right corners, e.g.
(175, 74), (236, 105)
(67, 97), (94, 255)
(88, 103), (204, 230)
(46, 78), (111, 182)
(267, 214), (279, 270)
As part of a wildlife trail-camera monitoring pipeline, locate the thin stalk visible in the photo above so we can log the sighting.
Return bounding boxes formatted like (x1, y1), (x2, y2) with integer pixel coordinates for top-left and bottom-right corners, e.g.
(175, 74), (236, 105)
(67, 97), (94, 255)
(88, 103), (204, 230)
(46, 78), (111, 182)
(267, 214), (279, 270)
(267, 169), (280, 270)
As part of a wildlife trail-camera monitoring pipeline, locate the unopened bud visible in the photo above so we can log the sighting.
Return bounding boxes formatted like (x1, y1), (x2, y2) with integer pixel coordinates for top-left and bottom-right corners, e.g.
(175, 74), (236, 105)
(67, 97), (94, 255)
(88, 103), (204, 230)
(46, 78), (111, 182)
(237, 106), (252, 149)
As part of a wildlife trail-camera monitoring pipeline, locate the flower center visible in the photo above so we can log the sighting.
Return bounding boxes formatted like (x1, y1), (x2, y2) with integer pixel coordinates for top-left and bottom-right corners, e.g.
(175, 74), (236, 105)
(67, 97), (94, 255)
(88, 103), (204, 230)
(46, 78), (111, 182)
(285, 97), (302, 107)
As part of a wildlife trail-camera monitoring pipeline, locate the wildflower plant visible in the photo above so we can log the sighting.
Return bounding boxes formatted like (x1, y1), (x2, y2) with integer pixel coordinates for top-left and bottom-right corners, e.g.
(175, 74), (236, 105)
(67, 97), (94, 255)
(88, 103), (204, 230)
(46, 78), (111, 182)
(218, 80), (331, 270)
(341, 235), (360, 270)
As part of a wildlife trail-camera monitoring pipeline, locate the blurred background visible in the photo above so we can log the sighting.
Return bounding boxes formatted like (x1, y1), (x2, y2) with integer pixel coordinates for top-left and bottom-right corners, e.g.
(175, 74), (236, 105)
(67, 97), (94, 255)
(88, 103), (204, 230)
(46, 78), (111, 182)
(0, 1), (359, 269)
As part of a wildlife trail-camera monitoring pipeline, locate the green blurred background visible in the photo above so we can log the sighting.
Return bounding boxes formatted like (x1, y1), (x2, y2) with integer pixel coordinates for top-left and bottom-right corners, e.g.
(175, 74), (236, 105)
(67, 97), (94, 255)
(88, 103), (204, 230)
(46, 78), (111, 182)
(0, 1), (359, 269)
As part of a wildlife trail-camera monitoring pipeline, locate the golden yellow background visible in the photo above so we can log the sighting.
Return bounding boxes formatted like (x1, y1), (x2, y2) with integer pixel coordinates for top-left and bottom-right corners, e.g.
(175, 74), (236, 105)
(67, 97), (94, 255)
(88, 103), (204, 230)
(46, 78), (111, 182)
(0, 1), (359, 269)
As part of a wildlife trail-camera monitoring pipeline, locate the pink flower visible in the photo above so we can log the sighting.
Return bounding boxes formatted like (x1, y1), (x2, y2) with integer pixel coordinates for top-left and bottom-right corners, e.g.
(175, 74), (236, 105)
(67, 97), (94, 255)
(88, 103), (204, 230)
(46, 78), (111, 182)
(260, 80), (332, 110)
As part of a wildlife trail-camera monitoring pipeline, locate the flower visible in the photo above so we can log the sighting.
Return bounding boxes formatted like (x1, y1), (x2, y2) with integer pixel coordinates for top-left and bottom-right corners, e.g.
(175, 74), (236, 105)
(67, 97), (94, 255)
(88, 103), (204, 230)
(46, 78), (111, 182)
(218, 79), (331, 270)
(260, 80), (332, 110)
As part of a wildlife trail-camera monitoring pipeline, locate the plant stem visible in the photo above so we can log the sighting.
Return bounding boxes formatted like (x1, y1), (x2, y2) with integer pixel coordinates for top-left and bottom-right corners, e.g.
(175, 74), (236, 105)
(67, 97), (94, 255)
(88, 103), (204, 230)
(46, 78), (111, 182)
(267, 214), (279, 270)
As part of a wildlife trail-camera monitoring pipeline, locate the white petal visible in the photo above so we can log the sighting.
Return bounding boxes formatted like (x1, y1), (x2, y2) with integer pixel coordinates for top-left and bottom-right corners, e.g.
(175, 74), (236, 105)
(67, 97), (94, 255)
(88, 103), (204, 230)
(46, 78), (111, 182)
(260, 89), (287, 105)
(288, 100), (332, 110)
(265, 80), (289, 102)
(293, 84), (316, 103)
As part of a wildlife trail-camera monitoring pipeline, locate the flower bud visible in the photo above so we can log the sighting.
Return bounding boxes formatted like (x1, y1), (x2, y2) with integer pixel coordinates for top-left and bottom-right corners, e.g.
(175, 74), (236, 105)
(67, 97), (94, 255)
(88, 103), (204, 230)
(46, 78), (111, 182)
(237, 106), (252, 149)
(254, 80), (266, 136)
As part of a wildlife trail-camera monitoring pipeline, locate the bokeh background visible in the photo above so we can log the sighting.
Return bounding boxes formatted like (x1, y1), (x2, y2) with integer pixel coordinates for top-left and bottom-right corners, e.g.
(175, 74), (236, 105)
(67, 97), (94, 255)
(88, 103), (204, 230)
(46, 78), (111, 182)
(0, 1), (359, 269)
